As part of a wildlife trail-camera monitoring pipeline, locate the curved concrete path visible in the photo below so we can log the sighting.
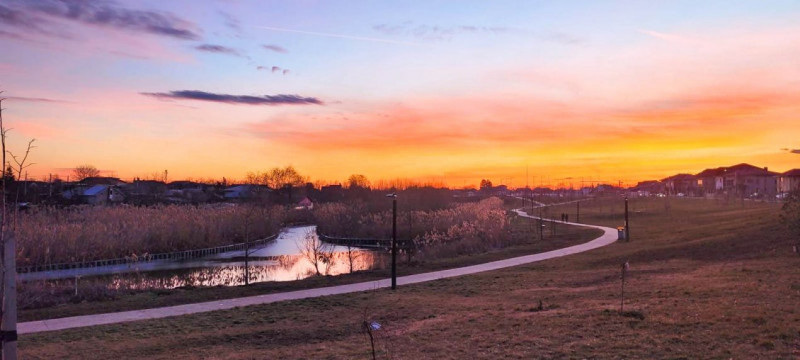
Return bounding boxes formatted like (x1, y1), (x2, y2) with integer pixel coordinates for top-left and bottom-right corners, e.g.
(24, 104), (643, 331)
(19, 208), (617, 335)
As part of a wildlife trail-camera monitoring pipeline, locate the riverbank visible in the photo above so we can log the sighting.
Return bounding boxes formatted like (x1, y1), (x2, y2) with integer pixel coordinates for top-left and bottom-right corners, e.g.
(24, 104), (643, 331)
(19, 214), (599, 322)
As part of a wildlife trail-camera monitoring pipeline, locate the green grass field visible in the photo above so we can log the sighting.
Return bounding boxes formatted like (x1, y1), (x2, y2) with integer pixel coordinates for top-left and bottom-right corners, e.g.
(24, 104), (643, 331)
(19, 197), (800, 359)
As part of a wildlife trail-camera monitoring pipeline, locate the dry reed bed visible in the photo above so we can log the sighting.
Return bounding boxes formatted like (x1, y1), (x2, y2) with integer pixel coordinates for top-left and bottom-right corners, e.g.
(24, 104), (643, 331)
(314, 197), (510, 257)
(15, 204), (286, 266)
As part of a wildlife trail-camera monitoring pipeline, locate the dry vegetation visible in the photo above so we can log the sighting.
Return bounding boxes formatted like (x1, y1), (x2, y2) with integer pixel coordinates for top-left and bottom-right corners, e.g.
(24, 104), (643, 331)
(315, 197), (510, 259)
(16, 204), (286, 266)
(18, 210), (596, 321)
(18, 197), (800, 359)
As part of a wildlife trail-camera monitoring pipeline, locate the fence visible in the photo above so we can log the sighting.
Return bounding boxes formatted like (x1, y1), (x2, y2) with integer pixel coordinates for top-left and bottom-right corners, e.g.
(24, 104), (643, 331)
(317, 232), (413, 251)
(17, 234), (279, 274)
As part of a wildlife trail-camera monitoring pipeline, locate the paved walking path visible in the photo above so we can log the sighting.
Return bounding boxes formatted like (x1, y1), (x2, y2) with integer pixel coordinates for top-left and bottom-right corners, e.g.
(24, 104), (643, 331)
(19, 208), (617, 335)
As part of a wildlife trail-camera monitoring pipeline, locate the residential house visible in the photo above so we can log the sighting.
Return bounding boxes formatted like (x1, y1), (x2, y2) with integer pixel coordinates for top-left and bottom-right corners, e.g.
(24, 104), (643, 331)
(224, 184), (270, 201)
(10, 180), (51, 203)
(778, 169), (800, 193)
(630, 180), (664, 197)
(722, 163), (778, 197)
(592, 184), (619, 196)
(80, 177), (126, 186)
(661, 174), (697, 196)
(124, 180), (167, 204)
(694, 167), (726, 195)
(167, 181), (205, 190)
(296, 197), (313, 210)
(80, 185), (124, 205)
(166, 181), (213, 204)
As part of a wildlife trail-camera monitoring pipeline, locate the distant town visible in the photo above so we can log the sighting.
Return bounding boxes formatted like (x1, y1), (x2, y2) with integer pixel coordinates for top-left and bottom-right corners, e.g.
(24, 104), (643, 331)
(8, 162), (799, 208)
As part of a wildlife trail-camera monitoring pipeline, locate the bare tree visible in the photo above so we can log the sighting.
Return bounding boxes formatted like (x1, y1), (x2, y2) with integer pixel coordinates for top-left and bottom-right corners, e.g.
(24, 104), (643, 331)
(345, 244), (360, 273)
(246, 166), (307, 189)
(297, 230), (333, 276)
(347, 174), (370, 189)
(246, 166), (308, 203)
(72, 164), (100, 181)
(8, 139), (35, 214)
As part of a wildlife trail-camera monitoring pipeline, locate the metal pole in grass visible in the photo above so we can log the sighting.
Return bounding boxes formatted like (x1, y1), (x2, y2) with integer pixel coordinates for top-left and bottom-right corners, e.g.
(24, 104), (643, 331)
(624, 196), (630, 242)
(387, 193), (397, 290)
(244, 238), (249, 286)
(620, 261), (629, 312)
(539, 207), (543, 241)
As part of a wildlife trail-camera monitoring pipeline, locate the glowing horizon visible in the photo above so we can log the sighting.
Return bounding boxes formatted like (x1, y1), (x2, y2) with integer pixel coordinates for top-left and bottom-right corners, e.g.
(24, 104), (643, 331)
(1, 1), (799, 188)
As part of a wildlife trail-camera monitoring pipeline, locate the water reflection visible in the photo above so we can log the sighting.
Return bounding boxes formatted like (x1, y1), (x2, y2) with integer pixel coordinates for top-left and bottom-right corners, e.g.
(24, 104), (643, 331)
(23, 226), (385, 291)
(106, 251), (384, 290)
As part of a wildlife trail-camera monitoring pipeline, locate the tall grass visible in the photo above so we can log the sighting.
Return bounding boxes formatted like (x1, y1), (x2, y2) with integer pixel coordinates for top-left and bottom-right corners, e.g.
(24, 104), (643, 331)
(314, 197), (510, 258)
(16, 204), (286, 266)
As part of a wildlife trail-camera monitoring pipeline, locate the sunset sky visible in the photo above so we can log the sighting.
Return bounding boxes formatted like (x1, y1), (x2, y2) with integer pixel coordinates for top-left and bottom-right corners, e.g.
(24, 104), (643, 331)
(1, 0), (799, 188)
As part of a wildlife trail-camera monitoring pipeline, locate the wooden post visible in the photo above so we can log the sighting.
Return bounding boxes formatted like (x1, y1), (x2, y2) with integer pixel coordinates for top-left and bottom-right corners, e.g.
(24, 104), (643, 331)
(1, 232), (17, 360)
(620, 261), (628, 313)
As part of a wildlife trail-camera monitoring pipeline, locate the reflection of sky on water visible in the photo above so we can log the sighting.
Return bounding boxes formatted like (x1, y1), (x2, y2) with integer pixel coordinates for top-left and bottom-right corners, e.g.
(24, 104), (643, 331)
(27, 225), (384, 290)
(109, 251), (382, 290)
(211, 225), (359, 258)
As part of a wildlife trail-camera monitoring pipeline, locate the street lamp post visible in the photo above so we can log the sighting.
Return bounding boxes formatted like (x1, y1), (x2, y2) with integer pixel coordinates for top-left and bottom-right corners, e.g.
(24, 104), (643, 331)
(387, 193), (398, 290)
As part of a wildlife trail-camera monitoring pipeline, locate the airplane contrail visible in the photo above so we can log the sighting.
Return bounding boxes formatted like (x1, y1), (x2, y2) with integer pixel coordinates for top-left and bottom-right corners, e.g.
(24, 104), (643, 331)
(256, 26), (429, 47)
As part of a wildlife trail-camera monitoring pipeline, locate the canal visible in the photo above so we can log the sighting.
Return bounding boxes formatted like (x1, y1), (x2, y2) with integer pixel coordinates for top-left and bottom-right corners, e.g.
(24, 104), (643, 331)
(20, 225), (382, 290)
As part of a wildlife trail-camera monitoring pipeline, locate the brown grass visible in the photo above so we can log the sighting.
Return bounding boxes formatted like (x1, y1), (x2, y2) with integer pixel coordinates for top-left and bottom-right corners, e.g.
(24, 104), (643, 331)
(18, 214), (597, 321)
(18, 197), (800, 359)
(16, 204), (286, 266)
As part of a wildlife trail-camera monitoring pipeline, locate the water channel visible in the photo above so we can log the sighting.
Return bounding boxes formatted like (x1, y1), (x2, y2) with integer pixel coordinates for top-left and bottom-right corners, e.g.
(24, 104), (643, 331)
(20, 226), (383, 291)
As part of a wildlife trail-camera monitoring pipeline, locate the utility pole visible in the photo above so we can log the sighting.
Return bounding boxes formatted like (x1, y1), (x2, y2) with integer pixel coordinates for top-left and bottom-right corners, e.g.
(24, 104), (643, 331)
(576, 201), (580, 223)
(624, 196), (630, 242)
(387, 193), (397, 290)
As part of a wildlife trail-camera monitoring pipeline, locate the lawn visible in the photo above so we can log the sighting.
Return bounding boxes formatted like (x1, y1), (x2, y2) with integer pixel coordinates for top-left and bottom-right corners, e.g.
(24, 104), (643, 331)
(19, 197), (800, 359)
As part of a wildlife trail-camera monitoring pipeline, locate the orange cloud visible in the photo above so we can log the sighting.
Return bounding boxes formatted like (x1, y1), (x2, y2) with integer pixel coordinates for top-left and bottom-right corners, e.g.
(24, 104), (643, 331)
(236, 82), (800, 187)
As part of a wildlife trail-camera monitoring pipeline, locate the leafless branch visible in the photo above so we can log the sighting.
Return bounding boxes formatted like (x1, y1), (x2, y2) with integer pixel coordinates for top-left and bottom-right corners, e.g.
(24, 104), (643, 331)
(8, 138), (37, 179)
